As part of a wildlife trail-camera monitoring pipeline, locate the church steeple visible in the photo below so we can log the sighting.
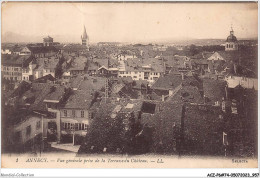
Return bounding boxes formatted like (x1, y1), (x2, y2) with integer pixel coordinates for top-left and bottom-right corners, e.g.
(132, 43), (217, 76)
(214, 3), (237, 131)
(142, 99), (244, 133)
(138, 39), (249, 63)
(82, 25), (88, 40)
(81, 25), (89, 49)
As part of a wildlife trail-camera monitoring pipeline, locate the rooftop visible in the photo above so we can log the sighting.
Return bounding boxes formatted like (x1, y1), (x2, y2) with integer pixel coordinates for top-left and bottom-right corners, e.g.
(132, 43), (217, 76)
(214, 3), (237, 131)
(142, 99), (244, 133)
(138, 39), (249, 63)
(2, 54), (33, 67)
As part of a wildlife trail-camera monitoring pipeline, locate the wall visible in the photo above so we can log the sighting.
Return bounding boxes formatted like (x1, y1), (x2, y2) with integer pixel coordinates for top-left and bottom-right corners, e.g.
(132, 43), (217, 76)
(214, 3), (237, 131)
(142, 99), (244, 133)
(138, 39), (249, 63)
(225, 76), (258, 90)
(13, 116), (42, 144)
(60, 109), (90, 136)
(1, 65), (22, 81)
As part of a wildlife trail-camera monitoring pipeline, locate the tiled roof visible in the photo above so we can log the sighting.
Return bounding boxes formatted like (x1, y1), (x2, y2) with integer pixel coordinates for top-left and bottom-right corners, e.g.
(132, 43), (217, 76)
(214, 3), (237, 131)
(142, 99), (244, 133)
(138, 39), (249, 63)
(2, 54), (33, 67)
(93, 58), (109, 69)
(70, 74), (106, 92)
(62, 44), (88, 51)
(184, 104), (224, 153)
(44, 85), (66, 102)
(203, 78), (227, 104)
(10, 81), (31, 98)
(27, 46), (58, 54)
(125, 58), (164, 73)
(63, 90), (93, 109)
(20, 83), (52, 111)
(151, 73), (182, 90)
(33, 74), (55, 83)
(35, 57), (59, 70)
(69, 56), (87, 71)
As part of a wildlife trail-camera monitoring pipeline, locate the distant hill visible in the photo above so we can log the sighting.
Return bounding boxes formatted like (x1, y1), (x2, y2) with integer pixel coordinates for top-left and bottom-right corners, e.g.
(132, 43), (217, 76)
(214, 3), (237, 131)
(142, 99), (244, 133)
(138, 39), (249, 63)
(2, 31), (257, 46)
(2, 31), (80, 43)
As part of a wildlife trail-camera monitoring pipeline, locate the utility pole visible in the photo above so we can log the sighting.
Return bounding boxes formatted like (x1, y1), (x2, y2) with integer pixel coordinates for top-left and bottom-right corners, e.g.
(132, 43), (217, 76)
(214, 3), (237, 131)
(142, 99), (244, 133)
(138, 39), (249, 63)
(41, 115), (43, 156)
(72, 123), (75, 146)
(105, 78), (109, 103)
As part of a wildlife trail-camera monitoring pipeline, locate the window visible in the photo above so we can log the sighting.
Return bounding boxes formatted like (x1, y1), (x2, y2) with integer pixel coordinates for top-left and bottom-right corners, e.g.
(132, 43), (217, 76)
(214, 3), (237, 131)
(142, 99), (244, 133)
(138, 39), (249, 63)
(84, 124), (89, 131)
(64, 110), (67, 117)
(36, 121), (41, 130)
(88, 112), (92, 119)
(75, 123), (79, 130)
(135, 72), (138, 74)
(72, 110), (76, 117)
(26, 125), (31, 137)
(70, 123), (74, 130)
(78, 123), (82, 130)
(81, 111), (85, 118)
(64, 122), (68, 129)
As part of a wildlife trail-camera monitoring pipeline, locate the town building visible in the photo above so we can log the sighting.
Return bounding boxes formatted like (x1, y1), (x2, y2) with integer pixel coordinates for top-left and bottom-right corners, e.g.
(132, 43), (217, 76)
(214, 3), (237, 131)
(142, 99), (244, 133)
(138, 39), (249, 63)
(33, 56), (60, 79)
(1, 54), (34, 81)
(225, 27), (238, 51)
(225, 75), (258, 90)
(20, 45), (59, 57)
(117, 58), (165, 84)
(43, 36), (54, 46)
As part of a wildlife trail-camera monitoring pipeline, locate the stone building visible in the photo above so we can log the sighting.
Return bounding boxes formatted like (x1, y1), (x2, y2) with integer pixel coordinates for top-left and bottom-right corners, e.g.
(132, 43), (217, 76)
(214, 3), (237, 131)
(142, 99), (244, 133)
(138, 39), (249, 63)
(225, 27), (238, 51)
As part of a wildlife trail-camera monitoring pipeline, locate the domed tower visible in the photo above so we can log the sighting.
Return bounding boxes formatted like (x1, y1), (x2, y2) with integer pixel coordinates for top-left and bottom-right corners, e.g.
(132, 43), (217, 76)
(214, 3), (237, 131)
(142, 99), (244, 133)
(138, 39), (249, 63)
(225, 27), (238, 51)
(81, 25), (89, 49)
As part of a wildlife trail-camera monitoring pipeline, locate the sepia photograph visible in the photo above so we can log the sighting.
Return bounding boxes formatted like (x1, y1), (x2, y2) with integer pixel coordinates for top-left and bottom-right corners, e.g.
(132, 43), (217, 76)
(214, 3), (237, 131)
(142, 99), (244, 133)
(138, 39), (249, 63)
(0, 1), (258, 173)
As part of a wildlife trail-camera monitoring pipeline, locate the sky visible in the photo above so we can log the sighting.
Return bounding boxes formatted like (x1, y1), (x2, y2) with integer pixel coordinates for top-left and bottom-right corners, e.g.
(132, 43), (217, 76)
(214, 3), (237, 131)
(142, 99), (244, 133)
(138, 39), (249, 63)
(1, 2), (258, 43)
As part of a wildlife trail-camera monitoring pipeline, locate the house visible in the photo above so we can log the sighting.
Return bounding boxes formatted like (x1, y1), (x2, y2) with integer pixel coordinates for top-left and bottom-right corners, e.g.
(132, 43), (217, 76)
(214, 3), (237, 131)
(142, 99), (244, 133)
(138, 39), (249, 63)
(33, 74), (55, 84)
(207, 52), (226, 61)
(117, 54), (137, 61)
(59, 90), (93, 143)
(5, 82), (69, 149)
(20, 46), (58, 57)
(69, 74), (106, 91)
(22, 59), (37, 81)
(33, 57), (60, 79)
(117, 58), (165, 84)
(1, 47), (12, 54)
(57, 74), (106, 143)
(68, 56), (87, 76)
(225, 75), (258, 90)
(152, 45), (168, 51)
(86, 58), (109, 76)
(183, 104), (225, 155)
(62, 44), (89, 54)
(6, 113), (44, 153)
(150, 72), (204, 103)
(43, 36), (54, 46)
(141, 101), (184, 153)
(203, 79), (227, 105)
(1, 54), (34, 81)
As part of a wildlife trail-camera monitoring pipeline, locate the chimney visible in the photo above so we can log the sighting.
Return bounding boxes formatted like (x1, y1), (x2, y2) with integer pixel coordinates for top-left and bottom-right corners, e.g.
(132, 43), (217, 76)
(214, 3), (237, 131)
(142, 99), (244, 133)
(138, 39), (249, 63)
(225, 85), (228, 99)
(169, 89), (173, 96)
(181, 72), (185, 80)
(222, 99), (226, 112)
(203, 95), (207, 104)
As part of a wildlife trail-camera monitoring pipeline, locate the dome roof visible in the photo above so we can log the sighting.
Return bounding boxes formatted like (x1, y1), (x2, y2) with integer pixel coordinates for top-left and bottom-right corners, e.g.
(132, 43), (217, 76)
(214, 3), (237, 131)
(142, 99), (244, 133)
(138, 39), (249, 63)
(226, 34), (237, 42)
(226, 28), (237, 42)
